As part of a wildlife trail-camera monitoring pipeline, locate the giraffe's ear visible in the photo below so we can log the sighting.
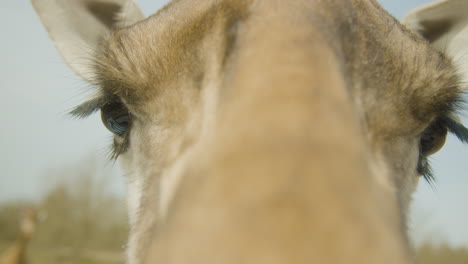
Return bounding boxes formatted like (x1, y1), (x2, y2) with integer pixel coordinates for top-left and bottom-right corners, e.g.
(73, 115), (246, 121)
(403, 0), (468, 86)
(31, 0), (144, 81)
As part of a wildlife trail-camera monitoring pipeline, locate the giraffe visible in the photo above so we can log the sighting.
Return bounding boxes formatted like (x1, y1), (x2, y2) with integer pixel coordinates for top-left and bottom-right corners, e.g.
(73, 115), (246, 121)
(31, 0), (468, 263)
(0, 209), (39, 264)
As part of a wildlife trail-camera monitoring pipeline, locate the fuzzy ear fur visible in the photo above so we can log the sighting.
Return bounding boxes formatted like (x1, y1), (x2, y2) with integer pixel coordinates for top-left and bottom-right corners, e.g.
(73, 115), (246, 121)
(31, 0), (144, 81)
(403, 0), (468, 86)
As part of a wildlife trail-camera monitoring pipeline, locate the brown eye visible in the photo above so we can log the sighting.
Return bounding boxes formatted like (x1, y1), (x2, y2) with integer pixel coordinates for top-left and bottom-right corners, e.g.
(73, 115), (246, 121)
(101, 101), (131, 136)
(419, 120), (448, 157)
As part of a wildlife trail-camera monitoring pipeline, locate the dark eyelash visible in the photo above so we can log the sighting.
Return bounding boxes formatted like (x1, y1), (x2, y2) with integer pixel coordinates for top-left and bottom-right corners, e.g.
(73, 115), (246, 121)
(69, 96), (107, 118)
(418, 115), (468, 185)
(110, 136), (130, 160)
(417, 156), (435, 186)
(440, 116), (468, 143)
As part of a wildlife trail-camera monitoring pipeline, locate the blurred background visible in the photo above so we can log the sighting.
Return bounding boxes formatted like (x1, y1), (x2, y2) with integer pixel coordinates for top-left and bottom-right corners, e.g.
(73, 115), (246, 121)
(0, 0), (467, 263)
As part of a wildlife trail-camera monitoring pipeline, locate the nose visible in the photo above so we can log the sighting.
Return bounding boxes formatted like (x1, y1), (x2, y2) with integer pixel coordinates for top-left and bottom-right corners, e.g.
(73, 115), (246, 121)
(145, 9), (410, 263)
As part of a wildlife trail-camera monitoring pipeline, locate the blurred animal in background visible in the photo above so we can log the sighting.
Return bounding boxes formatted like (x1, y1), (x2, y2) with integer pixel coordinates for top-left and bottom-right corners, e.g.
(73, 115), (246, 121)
(31, 0), (468, 264)
(0, 209), (40, 264)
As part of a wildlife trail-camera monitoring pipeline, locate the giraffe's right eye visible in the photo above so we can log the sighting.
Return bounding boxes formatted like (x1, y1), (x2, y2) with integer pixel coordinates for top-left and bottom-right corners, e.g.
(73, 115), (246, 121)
(101, 101), (131, 136)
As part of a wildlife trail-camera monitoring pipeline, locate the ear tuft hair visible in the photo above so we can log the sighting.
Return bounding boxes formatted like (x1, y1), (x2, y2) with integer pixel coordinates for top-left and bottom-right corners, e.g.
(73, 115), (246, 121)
(403, 0), (468, 86)
(116, 0), (145, 28)
(31, 0), (145, 82)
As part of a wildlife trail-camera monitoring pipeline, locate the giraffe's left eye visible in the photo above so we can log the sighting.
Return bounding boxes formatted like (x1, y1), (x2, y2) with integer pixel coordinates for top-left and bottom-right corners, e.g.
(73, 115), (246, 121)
(417, 119), (448, 180)
(101, 101), (131, 136)
(419, 119), (448, 157)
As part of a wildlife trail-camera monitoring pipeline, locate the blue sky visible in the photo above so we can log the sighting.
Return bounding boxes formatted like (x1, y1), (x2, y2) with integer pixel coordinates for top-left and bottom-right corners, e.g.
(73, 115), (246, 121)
(0, 0), (466, 247)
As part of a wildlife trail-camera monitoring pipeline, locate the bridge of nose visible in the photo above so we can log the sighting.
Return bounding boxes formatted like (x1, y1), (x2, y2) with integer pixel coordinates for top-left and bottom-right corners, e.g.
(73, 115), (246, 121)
(212, 0), (366, 175)
(145, 2), (410, 264)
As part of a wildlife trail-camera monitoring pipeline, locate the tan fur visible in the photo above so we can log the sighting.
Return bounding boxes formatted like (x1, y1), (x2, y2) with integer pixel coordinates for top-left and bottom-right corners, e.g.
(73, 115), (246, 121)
(90, 0), (463, 263)
(31, 0), (468, 264)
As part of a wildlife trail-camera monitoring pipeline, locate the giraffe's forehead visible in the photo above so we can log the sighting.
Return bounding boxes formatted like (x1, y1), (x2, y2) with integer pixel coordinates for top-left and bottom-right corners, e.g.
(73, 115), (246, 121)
(82, 0), (465, 129)
(92, 0), (250, 109)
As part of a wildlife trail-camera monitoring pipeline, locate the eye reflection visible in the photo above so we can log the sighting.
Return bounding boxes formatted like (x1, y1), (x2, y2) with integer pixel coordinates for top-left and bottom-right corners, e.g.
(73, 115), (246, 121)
(105, 114), (130, 136)
(101, 101), (131, 136)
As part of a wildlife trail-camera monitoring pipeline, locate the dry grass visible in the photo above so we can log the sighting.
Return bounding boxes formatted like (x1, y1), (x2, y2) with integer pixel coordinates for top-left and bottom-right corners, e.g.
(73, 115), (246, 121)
(416, 244), (468, 264)
(0, 161), (128, 264)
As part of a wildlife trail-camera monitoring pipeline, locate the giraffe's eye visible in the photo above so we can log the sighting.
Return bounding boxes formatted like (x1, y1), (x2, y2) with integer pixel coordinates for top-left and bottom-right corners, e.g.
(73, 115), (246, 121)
(417, 119), (448, 181)
(101, 101), (131, 136)
(419, 119), (448, 157)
